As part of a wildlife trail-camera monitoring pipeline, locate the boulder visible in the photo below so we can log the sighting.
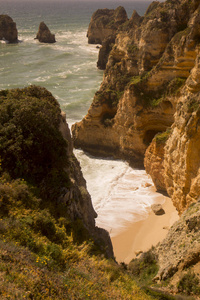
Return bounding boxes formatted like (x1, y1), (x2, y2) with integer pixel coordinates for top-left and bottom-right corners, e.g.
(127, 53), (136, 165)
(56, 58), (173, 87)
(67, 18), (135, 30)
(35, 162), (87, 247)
(151, 204), (165, 216)
(0, 15), (18, 43)
(35, 22), (56, 43)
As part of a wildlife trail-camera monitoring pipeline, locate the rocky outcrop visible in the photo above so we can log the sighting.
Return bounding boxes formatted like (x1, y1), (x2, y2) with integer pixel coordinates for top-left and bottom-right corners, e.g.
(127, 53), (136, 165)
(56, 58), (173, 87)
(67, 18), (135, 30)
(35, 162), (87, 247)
(97, 36), (115, 70)
(35, 22), (56, 43)
(155, 201), (200, 292)
(72, 0), (200, 213)
(87, 6), (128, 45)
(0, 15), (18, 43)
(87, 6), (128, 69)
(144, 132), (169, 193)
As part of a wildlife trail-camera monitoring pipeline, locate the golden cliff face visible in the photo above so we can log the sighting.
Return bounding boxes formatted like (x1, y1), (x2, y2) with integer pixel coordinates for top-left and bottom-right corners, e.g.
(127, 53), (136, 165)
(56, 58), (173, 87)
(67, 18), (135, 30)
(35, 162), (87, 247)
(87, 6), (128, 45)
(164, 55), (200, 214)
(72, 0), (200, 213)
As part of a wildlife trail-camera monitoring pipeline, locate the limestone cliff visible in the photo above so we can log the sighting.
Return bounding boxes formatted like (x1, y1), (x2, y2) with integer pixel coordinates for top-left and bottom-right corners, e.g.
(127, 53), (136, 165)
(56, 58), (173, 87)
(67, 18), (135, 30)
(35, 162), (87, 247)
(155, 201), (200, 294)
(0, 15), (18, 43)
(35, 22), (56, 43)
(72, 0), (200, 212)
(87, 6), (128, 45)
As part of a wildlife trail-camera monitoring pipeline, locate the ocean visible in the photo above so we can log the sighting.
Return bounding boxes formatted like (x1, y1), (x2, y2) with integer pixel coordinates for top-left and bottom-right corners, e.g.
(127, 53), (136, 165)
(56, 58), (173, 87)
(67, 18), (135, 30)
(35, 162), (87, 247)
(1, 0), (166, 237)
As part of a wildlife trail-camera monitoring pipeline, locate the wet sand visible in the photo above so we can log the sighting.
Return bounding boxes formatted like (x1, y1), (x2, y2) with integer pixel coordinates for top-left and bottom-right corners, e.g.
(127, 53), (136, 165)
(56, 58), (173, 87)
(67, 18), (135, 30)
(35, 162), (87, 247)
(111, 196), (179, 263)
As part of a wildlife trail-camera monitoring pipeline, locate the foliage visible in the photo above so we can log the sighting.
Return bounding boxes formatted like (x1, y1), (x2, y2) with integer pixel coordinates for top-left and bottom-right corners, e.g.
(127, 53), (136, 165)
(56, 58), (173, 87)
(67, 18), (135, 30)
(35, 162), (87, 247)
(130, 76), (185, 108)
(94, 88), (123, 108)
(177, 271), (200, 295)
(0, 174), (154, 299)
(0, 86), (70, 201)
(155, 128), (171, 144)
(128, 248), (159, 286)
(0, 86), (156, 299)
(187, 98), (200, 113)
(142, 287), (177, 300)
(127, 44), (139, 54)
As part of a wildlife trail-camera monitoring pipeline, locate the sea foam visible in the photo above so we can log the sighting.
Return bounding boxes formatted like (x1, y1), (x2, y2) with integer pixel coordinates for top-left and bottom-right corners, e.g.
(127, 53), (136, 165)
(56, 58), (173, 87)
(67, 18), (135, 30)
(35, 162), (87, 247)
(75, 149), (166, 237)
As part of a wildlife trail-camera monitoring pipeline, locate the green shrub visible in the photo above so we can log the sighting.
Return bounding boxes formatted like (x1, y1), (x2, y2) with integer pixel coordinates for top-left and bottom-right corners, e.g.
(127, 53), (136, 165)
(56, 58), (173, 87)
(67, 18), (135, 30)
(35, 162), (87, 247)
(0, 86), (70, 202)
(129, 248), (159, 285)
(177, 271), (200, 295)
(127, 44), (139, 54)
(155, 128), (171, 144)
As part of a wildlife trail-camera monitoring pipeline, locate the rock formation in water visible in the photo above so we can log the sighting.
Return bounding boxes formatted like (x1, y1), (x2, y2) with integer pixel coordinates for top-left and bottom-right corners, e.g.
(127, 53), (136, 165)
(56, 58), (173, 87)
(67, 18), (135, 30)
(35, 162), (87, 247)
(35, 21), (56, 43)
(0, 15), (18, 43)
(87, 6), (128, 45)
(87, 6), (128, 69)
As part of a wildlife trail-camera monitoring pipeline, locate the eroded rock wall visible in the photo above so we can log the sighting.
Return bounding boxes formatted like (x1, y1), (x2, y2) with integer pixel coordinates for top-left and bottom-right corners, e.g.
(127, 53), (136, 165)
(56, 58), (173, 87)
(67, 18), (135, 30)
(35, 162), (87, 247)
(72, 0), (200, 214)
(155, 201), (200, 291)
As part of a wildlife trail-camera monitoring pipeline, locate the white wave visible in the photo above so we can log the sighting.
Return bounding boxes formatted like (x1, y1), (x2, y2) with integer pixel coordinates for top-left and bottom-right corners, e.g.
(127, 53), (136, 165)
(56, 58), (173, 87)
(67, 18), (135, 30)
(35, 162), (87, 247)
(34, 75), (51, 82)
(75, 150), (166, 237)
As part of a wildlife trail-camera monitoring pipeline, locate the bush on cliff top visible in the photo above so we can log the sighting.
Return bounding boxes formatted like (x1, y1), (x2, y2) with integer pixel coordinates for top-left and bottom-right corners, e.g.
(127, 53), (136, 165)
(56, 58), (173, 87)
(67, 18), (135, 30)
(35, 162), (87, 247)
(0, 86), (70, 201)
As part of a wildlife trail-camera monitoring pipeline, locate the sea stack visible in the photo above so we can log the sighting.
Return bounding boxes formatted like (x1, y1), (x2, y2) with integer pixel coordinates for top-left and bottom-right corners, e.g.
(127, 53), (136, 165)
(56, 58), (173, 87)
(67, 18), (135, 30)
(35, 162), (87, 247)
(35, 21), (56, 43)
(0, 15), (18, 43)
(87, 6), (128, 45)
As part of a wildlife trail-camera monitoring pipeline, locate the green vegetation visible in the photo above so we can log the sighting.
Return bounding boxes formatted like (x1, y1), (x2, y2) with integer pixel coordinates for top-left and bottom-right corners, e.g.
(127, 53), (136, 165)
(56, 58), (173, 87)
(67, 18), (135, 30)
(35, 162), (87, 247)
(130, 76), (185, 108)
(129, 248), (159, 286)
(130, 76), (141, 85)
(127, 44), (139, 55)
(0, 174), (155, 299)
(94, 87), (124, 108)
(155, 128), (171, 144)
(187, 98), (200, 113)
(0, 86), (156, 299)
(177, 271), (200, 295)
(0, 86), (70, 203)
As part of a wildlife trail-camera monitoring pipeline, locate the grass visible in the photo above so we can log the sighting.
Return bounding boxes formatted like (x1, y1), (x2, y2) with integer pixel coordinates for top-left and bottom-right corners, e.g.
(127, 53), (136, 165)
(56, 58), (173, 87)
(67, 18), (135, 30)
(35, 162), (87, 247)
(177, 271), (200, 296)
(155, 128), (171, 144)
(128, 248), (159, 287)
(0, 237), (155, 299)
(0, 86), (155, 299)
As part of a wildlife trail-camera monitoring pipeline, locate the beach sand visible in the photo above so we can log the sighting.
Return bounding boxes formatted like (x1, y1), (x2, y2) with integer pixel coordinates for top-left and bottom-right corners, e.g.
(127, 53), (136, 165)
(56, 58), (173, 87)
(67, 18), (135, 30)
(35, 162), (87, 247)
(111, 195), (179, 264)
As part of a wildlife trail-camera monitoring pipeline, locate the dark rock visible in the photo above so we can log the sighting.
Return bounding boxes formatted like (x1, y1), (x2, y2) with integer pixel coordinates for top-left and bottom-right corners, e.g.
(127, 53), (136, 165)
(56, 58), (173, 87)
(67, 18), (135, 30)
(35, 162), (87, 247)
(151, 204), (165, 215)
(35, 22), (56, 43)
(97, 36), (115, 70)
(0, 15), (18, 43)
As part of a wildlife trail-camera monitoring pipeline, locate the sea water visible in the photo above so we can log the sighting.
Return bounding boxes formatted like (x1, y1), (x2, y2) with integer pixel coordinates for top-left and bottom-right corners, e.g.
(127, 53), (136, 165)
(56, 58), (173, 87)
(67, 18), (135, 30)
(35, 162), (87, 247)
(1, 0), (166, 237)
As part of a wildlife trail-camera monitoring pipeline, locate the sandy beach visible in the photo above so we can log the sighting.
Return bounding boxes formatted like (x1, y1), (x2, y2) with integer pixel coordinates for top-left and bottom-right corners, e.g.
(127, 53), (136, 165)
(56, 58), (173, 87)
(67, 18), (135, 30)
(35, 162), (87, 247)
(111, 195), (179, 263)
